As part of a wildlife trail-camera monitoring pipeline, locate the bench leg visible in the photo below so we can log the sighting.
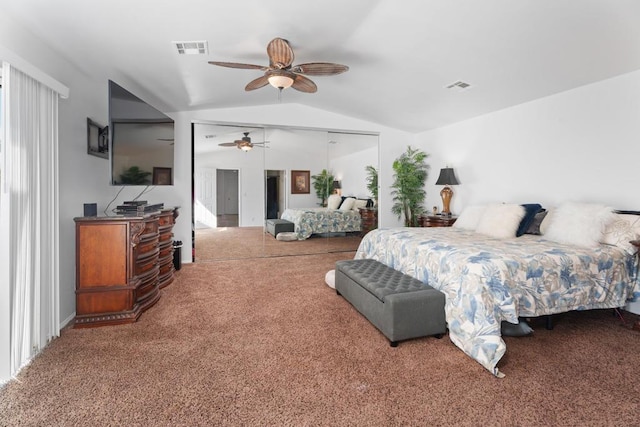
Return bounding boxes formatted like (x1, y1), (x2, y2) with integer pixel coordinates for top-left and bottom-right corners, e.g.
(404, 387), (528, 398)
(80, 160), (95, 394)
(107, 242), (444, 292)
(389, 341), (398, 347)
(336, 289), (341, 296)
(434, 333), (443, 339)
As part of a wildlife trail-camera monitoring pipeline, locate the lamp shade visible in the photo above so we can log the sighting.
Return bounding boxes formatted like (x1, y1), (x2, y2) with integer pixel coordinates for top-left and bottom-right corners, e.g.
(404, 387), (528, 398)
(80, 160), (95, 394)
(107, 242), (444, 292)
(267, 70), (295, 89)
(435, 168), (459, 186)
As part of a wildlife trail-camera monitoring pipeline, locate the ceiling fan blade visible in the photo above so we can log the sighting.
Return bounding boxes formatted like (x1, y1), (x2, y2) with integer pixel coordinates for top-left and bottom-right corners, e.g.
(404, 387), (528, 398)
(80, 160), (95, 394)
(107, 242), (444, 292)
(208, 61), (267, 71)
(293, 62), (349, 76)
(245, 75), (270, 91)
(218, 142), (237, 147)
(267, 38), (294, 69)
(291, 74), (317, 93)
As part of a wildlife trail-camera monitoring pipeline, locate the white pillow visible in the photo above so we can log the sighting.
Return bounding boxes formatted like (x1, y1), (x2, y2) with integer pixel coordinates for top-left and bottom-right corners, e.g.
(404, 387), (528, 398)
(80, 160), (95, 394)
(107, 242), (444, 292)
(544, 202), (615, 248)
(475, 204), (525, 239)
(353, 199), (368, 210)
(600, 214), (640, 254)
(327, 194), (342, 210)
(325, 269), (336, 289)
(452, 205), (487, 230)
(339, 197), (356, 211)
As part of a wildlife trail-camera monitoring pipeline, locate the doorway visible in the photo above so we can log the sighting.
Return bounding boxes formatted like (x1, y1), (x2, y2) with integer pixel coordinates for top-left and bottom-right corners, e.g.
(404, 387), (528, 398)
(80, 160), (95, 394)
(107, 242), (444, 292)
(216, 169), (239, 227)
(265, 170), (286, 219)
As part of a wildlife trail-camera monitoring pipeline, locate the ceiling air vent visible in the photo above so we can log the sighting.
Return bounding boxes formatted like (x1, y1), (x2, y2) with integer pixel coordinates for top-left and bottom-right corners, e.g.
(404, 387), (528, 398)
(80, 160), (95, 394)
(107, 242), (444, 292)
(174, 41), (208, 55)
(445, 80), (471, 92)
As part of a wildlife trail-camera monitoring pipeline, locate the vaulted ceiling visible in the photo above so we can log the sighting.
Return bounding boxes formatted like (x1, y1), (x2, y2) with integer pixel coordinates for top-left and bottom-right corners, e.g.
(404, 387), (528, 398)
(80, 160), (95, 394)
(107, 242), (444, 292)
(4, 0), (640, 133)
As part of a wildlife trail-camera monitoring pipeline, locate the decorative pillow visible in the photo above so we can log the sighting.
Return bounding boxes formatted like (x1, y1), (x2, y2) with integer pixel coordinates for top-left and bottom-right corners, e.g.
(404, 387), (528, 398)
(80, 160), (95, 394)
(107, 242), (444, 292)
(539, 207), (555, 235)
(475, 204), (525, 239)
(516, 204), (543, 237)
(276, 232), (298, 241)
(600, 214), (640, 254)
(543, 202), (615, 248)
(339, 197), (356, 211)
(327, 194), (342, 210)
(525, 210), (548, 235)
(325, 269), (336, 289)
(452, 205), (487, 230)
(353, 199), (369, 210)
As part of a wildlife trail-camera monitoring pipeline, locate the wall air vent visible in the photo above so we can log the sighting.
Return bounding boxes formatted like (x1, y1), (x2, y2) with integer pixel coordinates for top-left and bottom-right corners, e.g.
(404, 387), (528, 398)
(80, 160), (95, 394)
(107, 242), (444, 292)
(445, 80), (471, 91)
(174, 41), (208, 55)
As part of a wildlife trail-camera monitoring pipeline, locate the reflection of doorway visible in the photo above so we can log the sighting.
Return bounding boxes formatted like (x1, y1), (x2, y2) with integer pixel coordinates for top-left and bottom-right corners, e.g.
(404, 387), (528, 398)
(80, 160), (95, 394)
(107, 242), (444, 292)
(265, 170), (286, 219)
(194, 168), (216, 228)
(216, 169), (239, 227)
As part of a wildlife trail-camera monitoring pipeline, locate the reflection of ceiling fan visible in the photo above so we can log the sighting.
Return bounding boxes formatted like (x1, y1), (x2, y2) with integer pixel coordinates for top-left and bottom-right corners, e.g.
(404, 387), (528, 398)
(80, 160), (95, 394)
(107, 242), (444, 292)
(218, 132), (267, 152)
(208, 37), (349, 93)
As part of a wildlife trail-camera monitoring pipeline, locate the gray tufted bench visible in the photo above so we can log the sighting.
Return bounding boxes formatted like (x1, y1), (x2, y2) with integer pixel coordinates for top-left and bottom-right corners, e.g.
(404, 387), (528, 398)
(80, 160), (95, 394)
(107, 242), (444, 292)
(266, 218), (295, 237)
(335, 259), (446, 346)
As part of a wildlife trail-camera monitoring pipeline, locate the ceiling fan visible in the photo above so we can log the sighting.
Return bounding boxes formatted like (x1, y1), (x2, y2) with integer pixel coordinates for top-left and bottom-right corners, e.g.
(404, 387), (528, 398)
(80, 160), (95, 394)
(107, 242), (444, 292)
(218, 132), (267, 152)
(208, 37), (349, 93)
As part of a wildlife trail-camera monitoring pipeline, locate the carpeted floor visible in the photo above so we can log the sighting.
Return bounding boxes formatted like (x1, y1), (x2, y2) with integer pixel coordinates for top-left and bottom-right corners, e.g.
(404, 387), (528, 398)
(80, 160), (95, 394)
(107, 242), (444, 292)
(1, 251), (639, 426)
(195, 226), (362, 260)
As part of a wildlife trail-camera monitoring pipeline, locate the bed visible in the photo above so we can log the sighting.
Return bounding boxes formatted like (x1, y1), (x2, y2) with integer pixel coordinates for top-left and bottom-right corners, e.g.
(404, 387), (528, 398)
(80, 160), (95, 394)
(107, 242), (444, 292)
(354, 203), (640, 376)
(281, 207), (362, 240)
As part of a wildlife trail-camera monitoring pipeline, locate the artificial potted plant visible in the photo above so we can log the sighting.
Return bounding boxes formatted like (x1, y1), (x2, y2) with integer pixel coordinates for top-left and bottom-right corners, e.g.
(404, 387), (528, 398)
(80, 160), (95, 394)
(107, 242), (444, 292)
(391, 146), (429, 227)
(119, 166), (152, 185)
(365, 165), (378, 207)
(311, 169), (335, 207)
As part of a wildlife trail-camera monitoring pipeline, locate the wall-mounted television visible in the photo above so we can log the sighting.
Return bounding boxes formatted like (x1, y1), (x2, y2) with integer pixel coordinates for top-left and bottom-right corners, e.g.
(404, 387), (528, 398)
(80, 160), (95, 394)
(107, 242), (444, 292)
(109, 80), (175, 185)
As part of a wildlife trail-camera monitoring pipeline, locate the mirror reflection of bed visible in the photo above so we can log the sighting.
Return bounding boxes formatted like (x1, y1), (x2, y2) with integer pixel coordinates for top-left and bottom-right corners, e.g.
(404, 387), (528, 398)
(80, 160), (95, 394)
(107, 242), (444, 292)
(193, 123), (379, 261)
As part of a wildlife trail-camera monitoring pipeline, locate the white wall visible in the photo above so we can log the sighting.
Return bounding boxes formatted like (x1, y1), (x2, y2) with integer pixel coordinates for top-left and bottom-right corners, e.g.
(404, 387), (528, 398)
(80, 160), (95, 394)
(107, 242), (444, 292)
(414, 69), (640, 313)
(416, 69), (640, 213)
(331, 145), (378, 200)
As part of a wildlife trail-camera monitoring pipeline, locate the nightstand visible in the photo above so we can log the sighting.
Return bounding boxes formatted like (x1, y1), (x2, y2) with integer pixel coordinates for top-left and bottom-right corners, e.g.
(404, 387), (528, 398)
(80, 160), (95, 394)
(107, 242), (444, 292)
(418, 215), (457, 228)
(359, 208), (378, 236)
(631, 240), (640, 332)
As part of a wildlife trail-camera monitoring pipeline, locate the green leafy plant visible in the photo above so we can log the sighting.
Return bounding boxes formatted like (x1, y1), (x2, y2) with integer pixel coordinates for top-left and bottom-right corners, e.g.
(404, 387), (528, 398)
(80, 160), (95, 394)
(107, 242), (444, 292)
(119, 166), (152, 185)
(391, 146), (429, 227)
(365, 165), (378, 206)
(311, 169), (335, 207)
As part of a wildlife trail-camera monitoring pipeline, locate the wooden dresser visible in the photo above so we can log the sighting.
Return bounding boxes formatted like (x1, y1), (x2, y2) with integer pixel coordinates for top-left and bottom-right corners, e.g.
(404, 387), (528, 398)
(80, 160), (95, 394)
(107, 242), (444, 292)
(359, 208), (378, 236)
(74, 207), (178, 328)
(418, 215), (458, 227)
(157, 208), (179, 289)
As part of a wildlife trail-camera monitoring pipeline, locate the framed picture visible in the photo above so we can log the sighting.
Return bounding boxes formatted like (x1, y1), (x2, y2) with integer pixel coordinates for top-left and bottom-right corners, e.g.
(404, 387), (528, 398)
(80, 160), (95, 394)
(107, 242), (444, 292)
(291, 170), (310, 194)
(152, 167), (172, 185)
(87, 118), (108, 159)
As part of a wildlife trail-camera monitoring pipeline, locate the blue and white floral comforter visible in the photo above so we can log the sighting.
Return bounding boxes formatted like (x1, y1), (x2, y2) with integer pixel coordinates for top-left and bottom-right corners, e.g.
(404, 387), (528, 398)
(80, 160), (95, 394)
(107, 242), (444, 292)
(355, 227), (639, 376)
(282, 208), (362, 240)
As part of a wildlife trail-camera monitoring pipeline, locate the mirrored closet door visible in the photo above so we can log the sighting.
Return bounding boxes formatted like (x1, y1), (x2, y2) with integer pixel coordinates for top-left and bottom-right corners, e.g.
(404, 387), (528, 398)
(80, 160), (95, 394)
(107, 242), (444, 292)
(192, 121), (378, 261)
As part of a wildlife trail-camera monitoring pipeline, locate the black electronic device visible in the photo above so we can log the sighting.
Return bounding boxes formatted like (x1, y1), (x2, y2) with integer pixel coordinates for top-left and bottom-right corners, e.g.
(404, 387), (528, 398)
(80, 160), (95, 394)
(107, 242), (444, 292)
(83, 203), (97, 217)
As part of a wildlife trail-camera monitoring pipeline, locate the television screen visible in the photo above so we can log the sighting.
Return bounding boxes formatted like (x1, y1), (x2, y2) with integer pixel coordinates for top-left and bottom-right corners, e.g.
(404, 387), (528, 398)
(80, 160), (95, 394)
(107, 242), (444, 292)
(109, 80), (174, 185)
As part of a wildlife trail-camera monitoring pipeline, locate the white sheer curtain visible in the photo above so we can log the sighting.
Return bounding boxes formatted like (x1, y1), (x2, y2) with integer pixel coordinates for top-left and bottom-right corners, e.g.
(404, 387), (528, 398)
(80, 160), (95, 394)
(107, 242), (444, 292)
(2, 62), (60, 376)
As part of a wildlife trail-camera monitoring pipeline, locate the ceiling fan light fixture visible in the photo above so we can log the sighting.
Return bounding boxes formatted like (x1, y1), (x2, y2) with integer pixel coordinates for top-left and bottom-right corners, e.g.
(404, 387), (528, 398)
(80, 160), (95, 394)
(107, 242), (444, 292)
(267, 70), (294, 89)
(239, 144), (252, 152)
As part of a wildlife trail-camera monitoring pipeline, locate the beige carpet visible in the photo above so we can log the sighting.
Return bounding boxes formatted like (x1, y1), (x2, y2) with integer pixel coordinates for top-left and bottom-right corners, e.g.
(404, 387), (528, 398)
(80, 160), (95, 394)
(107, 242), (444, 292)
(195, 226), (362, 260)
(1, 252), (640, 426)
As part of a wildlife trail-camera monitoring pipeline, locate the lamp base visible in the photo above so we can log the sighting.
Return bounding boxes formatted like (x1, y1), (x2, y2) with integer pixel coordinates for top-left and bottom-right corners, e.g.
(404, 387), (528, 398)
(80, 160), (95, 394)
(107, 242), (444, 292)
(440, 186), (453, 215)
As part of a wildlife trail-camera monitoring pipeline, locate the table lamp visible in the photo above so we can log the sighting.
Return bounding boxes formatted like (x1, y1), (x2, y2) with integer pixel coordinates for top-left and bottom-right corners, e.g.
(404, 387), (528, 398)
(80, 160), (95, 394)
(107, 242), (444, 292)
(435, 167), (459, 215)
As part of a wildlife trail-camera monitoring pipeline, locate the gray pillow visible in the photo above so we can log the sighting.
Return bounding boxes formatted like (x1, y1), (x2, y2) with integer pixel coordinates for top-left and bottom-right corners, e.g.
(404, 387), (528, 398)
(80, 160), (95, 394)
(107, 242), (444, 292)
(525, 210), (547, 235)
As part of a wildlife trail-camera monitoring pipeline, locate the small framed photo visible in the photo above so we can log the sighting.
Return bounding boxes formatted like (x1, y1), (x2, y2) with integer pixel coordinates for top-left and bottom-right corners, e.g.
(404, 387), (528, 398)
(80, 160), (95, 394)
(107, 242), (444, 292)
(87, 118), (108, 159)
(152, 167), (172, 185)
(291, 170), (310, 194)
